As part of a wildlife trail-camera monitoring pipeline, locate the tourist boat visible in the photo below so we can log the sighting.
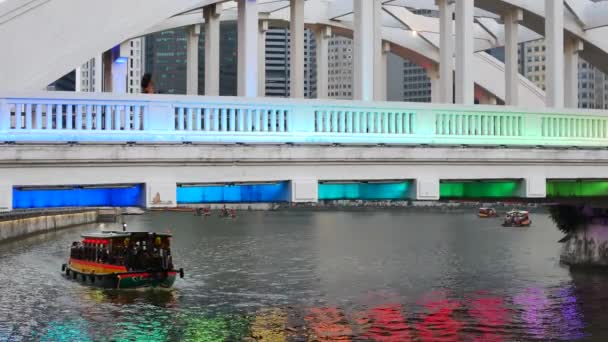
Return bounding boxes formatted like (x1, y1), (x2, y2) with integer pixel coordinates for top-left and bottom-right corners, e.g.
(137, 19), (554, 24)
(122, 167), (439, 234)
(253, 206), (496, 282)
(478, 207), (497, 218)
(62, 231), (184, 289)
(502, 210), (531, 227)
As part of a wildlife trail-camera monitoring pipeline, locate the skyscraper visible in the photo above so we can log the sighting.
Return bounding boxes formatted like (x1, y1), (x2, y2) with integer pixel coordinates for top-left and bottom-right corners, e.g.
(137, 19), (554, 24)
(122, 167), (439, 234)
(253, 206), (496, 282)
(76, 38), (144, 93)
(264, 27), (316, 98)
(327, 35), (353, 99)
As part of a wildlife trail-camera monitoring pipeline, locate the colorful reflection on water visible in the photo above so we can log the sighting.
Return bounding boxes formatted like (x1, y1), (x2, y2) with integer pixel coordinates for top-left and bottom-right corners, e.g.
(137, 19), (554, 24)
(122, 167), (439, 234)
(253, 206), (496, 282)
(29, 285), (587, 341)
(1, 211), (601, 341)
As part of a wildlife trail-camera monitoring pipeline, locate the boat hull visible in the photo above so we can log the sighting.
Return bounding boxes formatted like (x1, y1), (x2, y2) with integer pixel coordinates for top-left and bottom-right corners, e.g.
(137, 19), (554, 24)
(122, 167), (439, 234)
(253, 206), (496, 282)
(64, 267), (177, 289)
(64, 259), (178, 289)
(502, 220), (532, 227)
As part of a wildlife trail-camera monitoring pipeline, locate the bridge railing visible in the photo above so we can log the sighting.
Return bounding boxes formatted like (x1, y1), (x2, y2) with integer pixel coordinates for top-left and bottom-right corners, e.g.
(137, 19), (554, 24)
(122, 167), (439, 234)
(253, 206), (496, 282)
(1, 92), (608, 146)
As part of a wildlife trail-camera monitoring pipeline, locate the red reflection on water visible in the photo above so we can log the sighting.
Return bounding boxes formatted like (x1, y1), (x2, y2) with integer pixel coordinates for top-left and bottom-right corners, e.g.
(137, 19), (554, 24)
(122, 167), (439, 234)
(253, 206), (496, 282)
(359, 303), (412, 341)
(415, 292), (462, 342)
(304, 307), (353, 340)
(469, 293), (509, 342)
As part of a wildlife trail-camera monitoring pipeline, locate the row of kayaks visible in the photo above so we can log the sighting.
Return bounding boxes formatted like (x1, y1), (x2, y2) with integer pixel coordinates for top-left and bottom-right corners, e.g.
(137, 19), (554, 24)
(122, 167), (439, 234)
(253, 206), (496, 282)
(478, 207), (531, 227)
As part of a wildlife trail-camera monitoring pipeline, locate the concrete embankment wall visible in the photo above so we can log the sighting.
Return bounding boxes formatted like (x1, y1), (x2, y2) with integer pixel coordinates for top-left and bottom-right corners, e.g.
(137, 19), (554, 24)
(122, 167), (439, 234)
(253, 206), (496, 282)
(0, 211), (98, 242)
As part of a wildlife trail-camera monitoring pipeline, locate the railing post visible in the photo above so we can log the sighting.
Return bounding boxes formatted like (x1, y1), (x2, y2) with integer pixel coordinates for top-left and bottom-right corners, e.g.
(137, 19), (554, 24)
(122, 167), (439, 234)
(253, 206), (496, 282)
(145, 102), (175, 132)
(0, 99), (10, 131)
(524, 112), (542, 140)
(289, 105), (315, 133)
(415, 108), (436, 137)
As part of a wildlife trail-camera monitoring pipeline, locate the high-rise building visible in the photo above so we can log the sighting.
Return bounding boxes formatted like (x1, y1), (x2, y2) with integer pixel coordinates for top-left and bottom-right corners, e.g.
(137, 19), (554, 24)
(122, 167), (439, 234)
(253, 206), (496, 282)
(78, 59), (98, 92)
(143, 23), (315, 98)
(218, 22), (238, 96)
(145, 29), (189, 94)
(77, 38), (144, 93)
(126, 38), (145, 94)
(264, 27), (316, 98)
(327, 35), (353, 99)
(520, 39), (607, 109)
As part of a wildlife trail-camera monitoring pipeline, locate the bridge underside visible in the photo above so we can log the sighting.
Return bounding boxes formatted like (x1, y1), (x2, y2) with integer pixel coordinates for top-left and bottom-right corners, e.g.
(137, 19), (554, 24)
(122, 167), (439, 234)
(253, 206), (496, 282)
(2, 144), (608, 210)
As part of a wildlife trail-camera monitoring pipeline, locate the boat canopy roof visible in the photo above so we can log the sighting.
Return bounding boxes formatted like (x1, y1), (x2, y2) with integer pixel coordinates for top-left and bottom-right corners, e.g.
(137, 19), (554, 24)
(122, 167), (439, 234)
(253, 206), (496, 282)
(506, 210), (529, 214)
(81, 231), (172, 239)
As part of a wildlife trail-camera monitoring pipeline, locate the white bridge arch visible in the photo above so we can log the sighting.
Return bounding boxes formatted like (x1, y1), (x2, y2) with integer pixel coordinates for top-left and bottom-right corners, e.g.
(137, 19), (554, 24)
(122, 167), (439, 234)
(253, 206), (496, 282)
(1, 0), (607, 108)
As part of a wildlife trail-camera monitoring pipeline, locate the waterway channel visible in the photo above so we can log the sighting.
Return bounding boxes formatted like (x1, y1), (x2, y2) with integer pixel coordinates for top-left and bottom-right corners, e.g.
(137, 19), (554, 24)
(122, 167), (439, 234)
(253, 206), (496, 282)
(0, 209), (607, 341)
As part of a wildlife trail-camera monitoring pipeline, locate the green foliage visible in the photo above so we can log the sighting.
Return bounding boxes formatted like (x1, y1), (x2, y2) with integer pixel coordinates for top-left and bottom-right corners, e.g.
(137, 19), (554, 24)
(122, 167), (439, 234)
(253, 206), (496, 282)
(548, 205), (588, 234)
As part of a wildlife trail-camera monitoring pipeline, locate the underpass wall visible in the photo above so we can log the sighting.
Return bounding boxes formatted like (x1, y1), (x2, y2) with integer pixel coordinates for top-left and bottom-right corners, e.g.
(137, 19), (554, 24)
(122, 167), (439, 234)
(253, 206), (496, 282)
(0, 211), (98, 242)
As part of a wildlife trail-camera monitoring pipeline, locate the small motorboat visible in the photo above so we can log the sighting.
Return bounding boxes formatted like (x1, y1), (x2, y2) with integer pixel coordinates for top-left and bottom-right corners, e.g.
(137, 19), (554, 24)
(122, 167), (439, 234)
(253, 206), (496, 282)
(194, 207), (212, 217)
(502, 210), (531, 227)
(219, 207), (237, 219)
(62, 230), (184, 289)
(478, 207), (497, 218)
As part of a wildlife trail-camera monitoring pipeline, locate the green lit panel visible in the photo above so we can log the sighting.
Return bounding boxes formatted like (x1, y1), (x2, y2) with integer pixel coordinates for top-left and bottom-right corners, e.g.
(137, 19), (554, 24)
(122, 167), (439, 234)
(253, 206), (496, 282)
(440, 181), (520, 198)
(547, 180), (608, 197)
(318, 182), (411, 200)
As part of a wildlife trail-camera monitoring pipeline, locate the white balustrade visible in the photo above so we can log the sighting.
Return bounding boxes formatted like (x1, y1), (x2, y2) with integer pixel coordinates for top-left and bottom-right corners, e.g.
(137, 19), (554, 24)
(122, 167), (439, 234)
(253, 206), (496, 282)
(2, 92), (608, 146)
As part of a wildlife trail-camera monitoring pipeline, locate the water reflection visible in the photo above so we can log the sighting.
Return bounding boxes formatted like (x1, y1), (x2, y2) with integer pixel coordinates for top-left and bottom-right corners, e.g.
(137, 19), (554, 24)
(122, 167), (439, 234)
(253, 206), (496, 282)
(28, 284), (589, 341)
(0, 210), (605, 340)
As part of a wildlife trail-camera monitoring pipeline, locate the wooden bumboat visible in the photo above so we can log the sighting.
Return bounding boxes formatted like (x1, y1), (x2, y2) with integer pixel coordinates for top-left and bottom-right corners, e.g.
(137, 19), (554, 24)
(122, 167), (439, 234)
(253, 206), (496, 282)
(502, 210), (531, 227)
(62, 231), (183, 289)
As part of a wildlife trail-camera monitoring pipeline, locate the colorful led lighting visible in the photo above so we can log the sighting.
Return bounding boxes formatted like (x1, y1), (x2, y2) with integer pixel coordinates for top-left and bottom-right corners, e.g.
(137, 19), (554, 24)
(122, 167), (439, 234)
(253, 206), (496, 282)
(440, 180), (520, 198)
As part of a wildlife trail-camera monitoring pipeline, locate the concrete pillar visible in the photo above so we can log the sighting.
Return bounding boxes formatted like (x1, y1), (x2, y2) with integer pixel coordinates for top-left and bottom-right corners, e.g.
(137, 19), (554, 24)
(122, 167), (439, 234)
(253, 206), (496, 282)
(565, 37), (583, 108)
(111, 57), (127, 94)
(102, 50), (113, 92)
(315, 26), (331, 99)
(504, 8), (522, 106)
(455, 0), (474, 105)
(373, 0), (384, 101)
(145, 181), (177, 208)
(237, 0), (259, 97)
(517, 176), (547, 198)
(436, 0), (454, 103)
(75, 66), (82, 92)
(0, 183), (12, 212)
(258, 20), (268, 96)
(376, 41), (390, 101)
(353, 0), (375, 101)
(94, 54), (103, 92)
(290, 179), (318, 203)
(545, 0), (564, 108)
(428, 65), (440, 103)
(409, 177), (440, 201)
(186, 24), (200, 95)
(290, 0), (305, 98)
(204, 4), (221, 96)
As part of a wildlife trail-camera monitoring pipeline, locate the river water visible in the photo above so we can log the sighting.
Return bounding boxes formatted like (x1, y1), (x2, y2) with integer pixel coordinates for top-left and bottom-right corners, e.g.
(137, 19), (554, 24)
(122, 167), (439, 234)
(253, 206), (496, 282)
(0, 209), (607, 341)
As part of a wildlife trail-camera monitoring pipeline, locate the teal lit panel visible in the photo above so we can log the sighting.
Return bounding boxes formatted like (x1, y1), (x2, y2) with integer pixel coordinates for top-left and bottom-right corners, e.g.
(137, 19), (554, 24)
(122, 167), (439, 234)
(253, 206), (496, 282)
(547, 180), (608, 197)
(177, 182), (290, 204)
(440, 181), (519, 198)
(318, 182), (410, 200)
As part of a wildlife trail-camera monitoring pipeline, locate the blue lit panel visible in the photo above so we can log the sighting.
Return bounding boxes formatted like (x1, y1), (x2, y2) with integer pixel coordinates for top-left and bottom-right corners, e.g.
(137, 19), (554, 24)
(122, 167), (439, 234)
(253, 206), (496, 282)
(177, 182), (290, 204)
(13, 185), (143, 209)
(318, 182), (411, 200)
